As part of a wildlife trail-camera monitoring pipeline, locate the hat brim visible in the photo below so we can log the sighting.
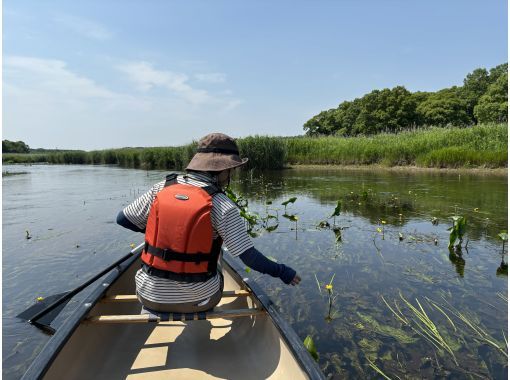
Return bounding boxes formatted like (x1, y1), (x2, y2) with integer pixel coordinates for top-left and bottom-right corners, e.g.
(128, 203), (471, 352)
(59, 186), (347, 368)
(186, 153), (249, 172)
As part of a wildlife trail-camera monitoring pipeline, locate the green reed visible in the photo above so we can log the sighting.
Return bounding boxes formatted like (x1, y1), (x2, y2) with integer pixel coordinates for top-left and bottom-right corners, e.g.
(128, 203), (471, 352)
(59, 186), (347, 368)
(285, 124), (507, 168)
(3, 124), (506, 169)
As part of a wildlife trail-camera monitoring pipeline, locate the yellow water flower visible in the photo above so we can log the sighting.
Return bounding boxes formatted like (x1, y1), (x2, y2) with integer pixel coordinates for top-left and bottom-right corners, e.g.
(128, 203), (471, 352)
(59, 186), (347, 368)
(474, 208), (479, 212)
(377, 227), (383, 233)
(325, 284), (333, 290)
(381, 220), (387, 225)
(36, 297), (44, 302)
(130, 243), (135, 248)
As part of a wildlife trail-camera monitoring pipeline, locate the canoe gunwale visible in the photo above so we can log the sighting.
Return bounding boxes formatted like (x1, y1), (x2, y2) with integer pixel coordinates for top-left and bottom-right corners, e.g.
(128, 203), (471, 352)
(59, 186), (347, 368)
(21, 247), (325, 380)
(222, 254), (325, 380)
(20, 250), (142, 380)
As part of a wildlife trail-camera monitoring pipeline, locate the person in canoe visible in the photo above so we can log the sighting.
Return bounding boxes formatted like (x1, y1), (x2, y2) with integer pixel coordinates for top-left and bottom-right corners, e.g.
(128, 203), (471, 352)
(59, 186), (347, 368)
(116, 132), (301, 313)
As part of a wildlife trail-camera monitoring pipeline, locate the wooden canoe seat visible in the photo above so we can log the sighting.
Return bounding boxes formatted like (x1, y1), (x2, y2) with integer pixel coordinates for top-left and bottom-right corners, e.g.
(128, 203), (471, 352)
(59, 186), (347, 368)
(100, 290), (252, 303)
(86, 308), (264, 324)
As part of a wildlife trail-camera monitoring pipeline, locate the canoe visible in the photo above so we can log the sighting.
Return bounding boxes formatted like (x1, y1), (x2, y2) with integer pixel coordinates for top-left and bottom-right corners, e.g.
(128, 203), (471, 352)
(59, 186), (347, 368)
(21, 244), (325, 380)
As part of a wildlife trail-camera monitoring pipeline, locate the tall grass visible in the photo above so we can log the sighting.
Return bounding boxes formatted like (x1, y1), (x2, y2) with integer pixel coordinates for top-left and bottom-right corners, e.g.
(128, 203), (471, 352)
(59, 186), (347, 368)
(3, 124), (507, 170)
(237, 136), (287, 170)
(285, 124), (507, 168)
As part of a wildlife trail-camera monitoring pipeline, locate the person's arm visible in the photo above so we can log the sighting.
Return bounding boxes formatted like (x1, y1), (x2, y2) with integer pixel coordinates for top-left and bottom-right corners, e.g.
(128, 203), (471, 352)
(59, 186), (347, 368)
(116, 182), (162, 233)
(239, 247), (299, 285)
(116, 210), (145, 233)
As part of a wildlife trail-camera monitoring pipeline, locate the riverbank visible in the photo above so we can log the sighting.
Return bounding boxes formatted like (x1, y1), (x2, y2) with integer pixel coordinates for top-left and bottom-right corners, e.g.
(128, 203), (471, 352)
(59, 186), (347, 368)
(289, 164), (508, 176)
(3, 124), (507, 170)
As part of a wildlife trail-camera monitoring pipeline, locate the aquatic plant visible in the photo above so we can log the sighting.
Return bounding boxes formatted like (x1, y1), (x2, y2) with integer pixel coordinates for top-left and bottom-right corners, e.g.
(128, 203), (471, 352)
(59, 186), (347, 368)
(365, 357), (392, 380)
(382, 293), (459, 365)
(303, 335), (319, 361)
(281, 196), (297, 213)
(498, 231), (507, 254)
(437, 296), (508, 358)
(448, 216), (467, 251)
(283, 214), (299, 239)
(225, 187), (260, 236)
(330, 200), (341, 226)
(314, 274), (338, 321)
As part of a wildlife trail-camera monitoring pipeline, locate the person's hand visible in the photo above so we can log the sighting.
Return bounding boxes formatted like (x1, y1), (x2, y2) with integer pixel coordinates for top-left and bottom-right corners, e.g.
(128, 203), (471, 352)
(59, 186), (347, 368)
(290, 274), (301, 286)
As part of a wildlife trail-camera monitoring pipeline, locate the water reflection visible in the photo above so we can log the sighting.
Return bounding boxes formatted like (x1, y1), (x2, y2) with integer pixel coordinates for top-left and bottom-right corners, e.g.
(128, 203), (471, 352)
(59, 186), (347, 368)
(3, 165), (507, 379)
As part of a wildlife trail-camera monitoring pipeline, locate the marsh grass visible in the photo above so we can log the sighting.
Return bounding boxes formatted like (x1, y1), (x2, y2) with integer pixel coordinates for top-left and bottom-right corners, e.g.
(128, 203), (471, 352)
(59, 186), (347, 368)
(286, 124), (507, 168)
(3, 124), (506, 169)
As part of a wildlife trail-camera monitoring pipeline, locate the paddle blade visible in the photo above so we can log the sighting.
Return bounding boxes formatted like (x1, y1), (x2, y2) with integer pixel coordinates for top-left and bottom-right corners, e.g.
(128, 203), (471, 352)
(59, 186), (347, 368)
(17, 292), (71, 328)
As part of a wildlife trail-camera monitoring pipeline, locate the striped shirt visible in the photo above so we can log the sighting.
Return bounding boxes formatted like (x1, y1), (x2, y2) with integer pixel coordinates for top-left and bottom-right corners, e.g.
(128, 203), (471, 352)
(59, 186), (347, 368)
(123, 172), (253, 304)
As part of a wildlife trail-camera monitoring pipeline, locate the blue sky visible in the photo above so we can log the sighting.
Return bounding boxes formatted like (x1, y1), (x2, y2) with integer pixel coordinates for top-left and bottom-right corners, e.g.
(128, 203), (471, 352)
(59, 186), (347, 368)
(3, 1), (508, 150)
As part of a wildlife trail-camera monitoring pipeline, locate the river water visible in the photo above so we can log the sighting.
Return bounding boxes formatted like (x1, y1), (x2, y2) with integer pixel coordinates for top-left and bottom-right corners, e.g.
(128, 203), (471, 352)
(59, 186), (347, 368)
(3, 165), (508, 379)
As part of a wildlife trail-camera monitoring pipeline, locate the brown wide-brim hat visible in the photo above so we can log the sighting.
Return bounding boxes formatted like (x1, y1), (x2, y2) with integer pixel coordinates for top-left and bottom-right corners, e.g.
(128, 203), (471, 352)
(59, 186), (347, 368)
(186, 133), (248, 172)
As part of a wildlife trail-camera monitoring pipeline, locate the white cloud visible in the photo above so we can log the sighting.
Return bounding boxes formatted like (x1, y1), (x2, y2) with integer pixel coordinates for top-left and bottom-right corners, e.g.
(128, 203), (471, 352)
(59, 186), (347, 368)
(53, 14), (113, 41)
(4, 56), (116, 99)
(3, 56), (244, 149)
(194, 72), (226, 83)
(118, 62), (215, 105)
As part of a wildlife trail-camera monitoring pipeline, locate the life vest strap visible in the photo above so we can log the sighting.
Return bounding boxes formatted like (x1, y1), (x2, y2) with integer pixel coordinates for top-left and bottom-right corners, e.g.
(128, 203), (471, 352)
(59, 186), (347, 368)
(141, 263), (216, 283)
(164, 173), (178, 187)
(145, 242), (211, 264)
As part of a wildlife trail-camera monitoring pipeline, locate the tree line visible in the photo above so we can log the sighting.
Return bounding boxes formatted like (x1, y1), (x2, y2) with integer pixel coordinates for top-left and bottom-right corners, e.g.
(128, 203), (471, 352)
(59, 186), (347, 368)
(2, 140), (30, 153)
(303, 63), (508, 136)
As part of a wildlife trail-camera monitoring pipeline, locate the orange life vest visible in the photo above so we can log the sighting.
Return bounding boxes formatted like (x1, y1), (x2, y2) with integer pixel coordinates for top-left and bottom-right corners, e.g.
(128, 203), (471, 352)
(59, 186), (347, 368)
(141, 174), (222, 282)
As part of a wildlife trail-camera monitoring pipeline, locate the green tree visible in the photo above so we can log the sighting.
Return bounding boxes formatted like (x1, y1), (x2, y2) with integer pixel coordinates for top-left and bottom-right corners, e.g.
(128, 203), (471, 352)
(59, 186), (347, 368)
(303, 109), (338, 136)
(416, 87), (471, 127)
(333, 99), (362, 136)
(352, 86), (417, 135)
(462, 68), (491, 123)
(474, 73), (508, 123)
(2, 140), (30, 153)
(488, 63), (508, 84)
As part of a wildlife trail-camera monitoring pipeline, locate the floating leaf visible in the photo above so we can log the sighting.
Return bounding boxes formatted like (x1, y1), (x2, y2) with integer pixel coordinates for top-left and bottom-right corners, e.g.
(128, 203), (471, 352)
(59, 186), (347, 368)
(244, 267), (251, 273)
(283, 214), (298, 222)
(265, 224), (279, 232)
(498, 231), (508, 241)
(303, 335), (319, 361)
(281, 197), (297, 207)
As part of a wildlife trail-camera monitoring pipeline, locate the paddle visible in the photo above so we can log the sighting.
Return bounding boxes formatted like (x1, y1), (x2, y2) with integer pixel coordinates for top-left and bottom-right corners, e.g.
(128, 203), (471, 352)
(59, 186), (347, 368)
(17, 242), (144, 334)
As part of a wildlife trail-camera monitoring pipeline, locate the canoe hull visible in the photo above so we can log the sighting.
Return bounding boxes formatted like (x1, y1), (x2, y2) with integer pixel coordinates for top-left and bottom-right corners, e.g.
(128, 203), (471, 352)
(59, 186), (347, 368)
(22, 249), (324, 380)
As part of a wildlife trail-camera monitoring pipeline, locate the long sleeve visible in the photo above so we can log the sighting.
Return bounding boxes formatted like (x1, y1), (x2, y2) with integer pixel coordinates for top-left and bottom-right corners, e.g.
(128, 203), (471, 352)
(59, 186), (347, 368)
(239, 247), (296, 284)
(116, 210), (145, 233)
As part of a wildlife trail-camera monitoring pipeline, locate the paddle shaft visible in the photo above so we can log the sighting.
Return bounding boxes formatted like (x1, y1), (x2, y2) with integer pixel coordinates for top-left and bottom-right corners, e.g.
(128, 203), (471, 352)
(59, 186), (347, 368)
(29, 243), (144, 324)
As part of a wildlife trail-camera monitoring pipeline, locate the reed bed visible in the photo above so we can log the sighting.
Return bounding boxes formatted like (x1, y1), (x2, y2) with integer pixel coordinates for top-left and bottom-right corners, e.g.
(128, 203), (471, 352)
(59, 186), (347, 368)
(3, 124), (507, 170)
(285, 124), (507, 168)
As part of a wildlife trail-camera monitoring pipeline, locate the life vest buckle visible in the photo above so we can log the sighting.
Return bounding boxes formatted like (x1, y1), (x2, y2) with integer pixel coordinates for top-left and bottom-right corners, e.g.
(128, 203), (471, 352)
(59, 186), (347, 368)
(161, 249), (173, 262)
